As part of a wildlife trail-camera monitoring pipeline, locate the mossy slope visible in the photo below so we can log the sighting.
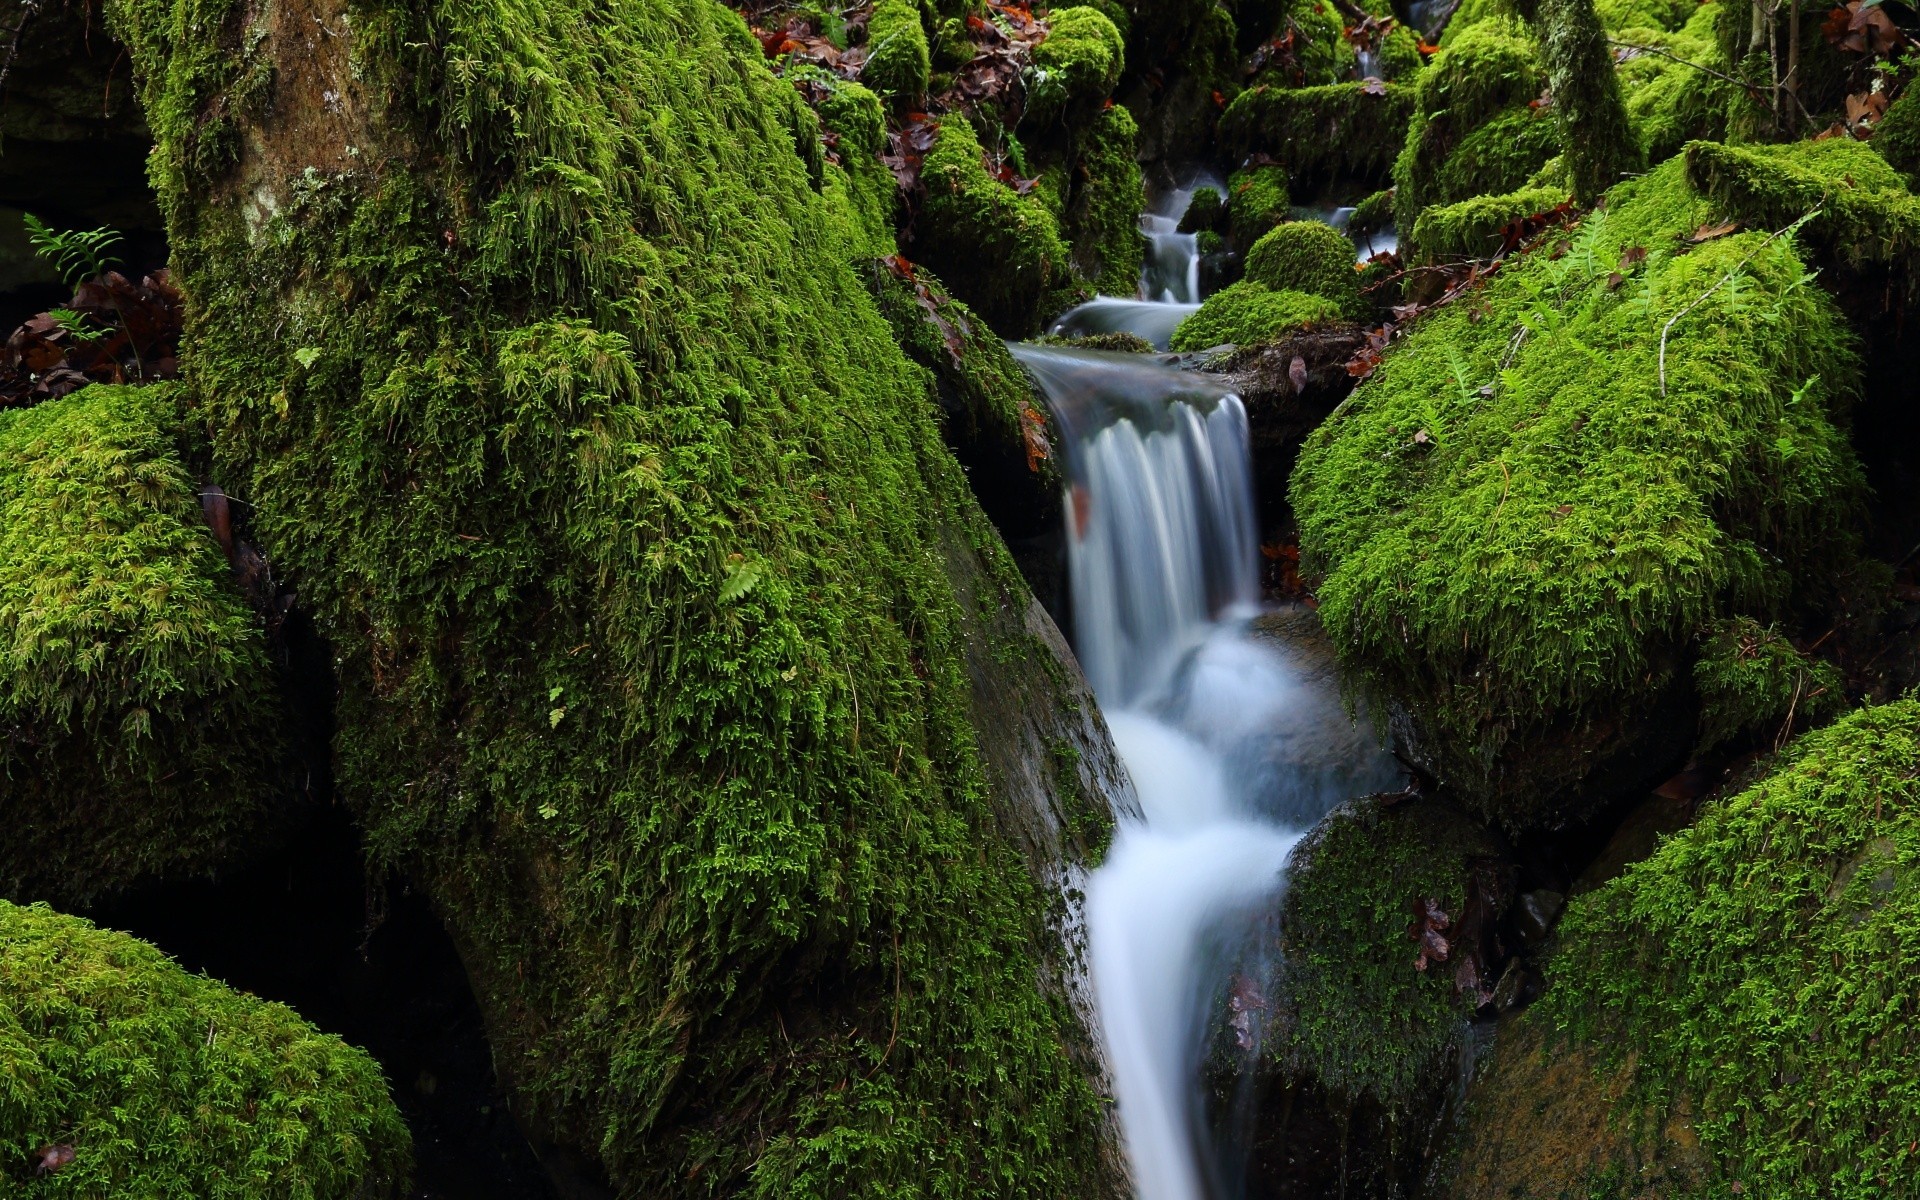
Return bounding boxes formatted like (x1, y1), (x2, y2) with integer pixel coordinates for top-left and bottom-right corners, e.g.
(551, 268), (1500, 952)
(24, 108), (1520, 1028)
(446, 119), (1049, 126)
(107, 0), (1123, 1195)
(1292, 154), (1865, 827)
(0, 383), (286, 907)
(0, 899), (409, 1198)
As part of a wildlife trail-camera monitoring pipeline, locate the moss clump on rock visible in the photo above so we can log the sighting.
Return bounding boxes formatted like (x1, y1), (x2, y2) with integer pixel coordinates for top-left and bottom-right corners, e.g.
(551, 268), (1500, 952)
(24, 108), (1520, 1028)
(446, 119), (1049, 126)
(1407, 184), (1570, 262)
(1220, 82), (1415, 191)
(1392, 18), (1562, 231)
(1873, 87), (1920, 186)
(1616, 5), (1738, 163)
(1685, 136), (1920, 274)
(108, 0), (1124, 1195)
(1292, 155), (1865, 828)
(0, 384), (287, 908)
(1169, 281), (1343, 350)
(0, 899), (410, 1196)
(784, 64), (897, 258)
(1026, 6), (1125, 125)
(1594, 0), (1697, 31)
(1178, 184), (1224, 233)
(1243, 220), (1361, 314)
(1537, 700), (1920, 1192)
(1692, 616), (1843, 751)
(1226, 162), (1291, 251)
(1275, 795), (1504, 1111)
(1065, 103), (1146, 295)
(919, 114), (1075, 333)
(862, 0), (932, 102)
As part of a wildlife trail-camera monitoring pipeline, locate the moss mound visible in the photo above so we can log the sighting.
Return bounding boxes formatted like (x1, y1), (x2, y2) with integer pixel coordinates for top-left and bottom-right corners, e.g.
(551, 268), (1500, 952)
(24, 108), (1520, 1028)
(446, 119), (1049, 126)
(1616, 5), (1738, 163)
(1275, 795), (1503, 1110)
(1178, 184), (1224, 233)
(1291, 154), (1865, 828)
(1064, 104), (1146, 295)
(1169, 281), (1343, 350)
(1392, 18), (1562, 231)
(1685, 136), (1920, 273)
(110, 0), (1121, 1194)
(1539, 700), (1920, 1193)
(1693, 616), (1843, 753)
(1219, 82), (1415, 191)
(1027, 6), (1125, 125)
(0, 899), (409, 1196)
(1226, 162), (1291, 251)
(862, 0), (931, 103)
(1874, 87), (1920, 186)
(919, 114), (1074, 334)
(1595, 0), (1696, 31)
(1407, 184), (1570, 262)
(0, 384), (287, 907)
(784, 64), (896, 258)
(1243, 220), (1361, 313)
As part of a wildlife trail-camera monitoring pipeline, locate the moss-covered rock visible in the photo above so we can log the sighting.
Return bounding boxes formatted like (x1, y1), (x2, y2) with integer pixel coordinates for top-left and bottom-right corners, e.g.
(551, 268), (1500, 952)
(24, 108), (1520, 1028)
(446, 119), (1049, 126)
(919, 114), (1075, 334)
(0, 384), (288, 908)
(1245, 0), (1357, 86)
(1526, 700), (1920, 1193)
(1027, 6), (1125, 126)
(1616, 4), (1738, 163)
(1225, 162), (1292, 252)
(1407, 184), (1570, 262)
(862, 0), (932, 103)
(1537, 0), (1644, 201)
(1874, 87), (1920, 187)
(785, 64), (897, 258)
(1391, 18), (1561, 231)
(1177, 184), (1224, 233)
(1219, 81), (1416, 192)
(1243, 220), (1362, 314)
(1685, 135), (1920, 274)
(106, 0), (1127, 1195)
(1595, 0), (1697, 30)
(1693, 615), (1843, 752)
(1064, 103), (1146, 295)
(0, 899), (410, 1197)
(1292, 154), (1866, 828)
(1169, 281), (1343, 350)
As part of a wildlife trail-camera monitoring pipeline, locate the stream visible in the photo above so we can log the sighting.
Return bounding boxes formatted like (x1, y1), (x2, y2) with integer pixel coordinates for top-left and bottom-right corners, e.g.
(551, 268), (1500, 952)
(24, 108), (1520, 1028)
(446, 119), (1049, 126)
(1015, 198), (1398, 1198)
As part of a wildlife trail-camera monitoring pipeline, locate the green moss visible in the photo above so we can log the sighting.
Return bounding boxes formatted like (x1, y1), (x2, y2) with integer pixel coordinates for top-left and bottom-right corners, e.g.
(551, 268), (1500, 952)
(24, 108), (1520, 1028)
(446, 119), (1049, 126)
(1291, 155), (1865, 827)
(1276, 796), (1501, 1109)
(1537, 0), (1644, 200)
(1439, 0), (1521, 41)
(1595, 0), (1697, 30)
(1615, 8), (1738, 163)
(1349, 187), (1395, 236)
(1243, 220), (1362, 314)
(1220, 82), (1416, 191)
(1027, 6), (1125, 125)
(1873, 88), (1920, 186)
(108, 0), (1119, 1194)
(919, 114), (1074, 334)
(1250, 0), (1356, 87)
(1408, 184), (1571, 262)
(1065, 103), (1146, 295)
(863, 0), (932, 102)
(1391, 18), (1561, 230)
(1376, 24), (1426, 79)
(1034, 329), (1155, 351)
(0, 384), (287, 908)
(1168, 281), (1343, 350)
(785, 64), (897, 258)
(0, 899), (409, 1197)
(1226, 162), (1292, 250)
(1177, 185), (1225, 233)
(1685, 136), (1920, 274)
(1692, 616), (1843, 751)
(1541, 699), (1920, 1192)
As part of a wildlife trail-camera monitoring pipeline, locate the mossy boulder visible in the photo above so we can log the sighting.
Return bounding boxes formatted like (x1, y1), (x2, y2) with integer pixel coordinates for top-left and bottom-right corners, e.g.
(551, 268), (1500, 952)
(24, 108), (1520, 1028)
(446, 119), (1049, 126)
(1063, 103), (1146, 295)
(1507, 700), (1920, 1193)
(1391, 18), (1562, 231)
(1595, 0), (1696, 31)
(1220, 82), (1415, 192)
(1245, 0), (1356, 86)
(107, 0), (1128, 1195)
(1685, 136), (1920, 275)
(1617, 4), (1737, 163)
(1169, 281), (1343, 350)
(918, 114), (1075, 334)
(862, 0), (932, 103)
(0, 900), (410, 1197)
(0, 384), (288, 908)
(1226, 162), (1292, 252)
(1027, 6), (1125, 125)
(1693, 616), (1844, 752)
(784, 65), (896, 259)
(1243, 221), (1361, 314)
(1292, 154), (1866, 829)
(1874, 87), (1920, 187)
(1407, 184), (1570, 263)
(1177, 184), (1224, 233)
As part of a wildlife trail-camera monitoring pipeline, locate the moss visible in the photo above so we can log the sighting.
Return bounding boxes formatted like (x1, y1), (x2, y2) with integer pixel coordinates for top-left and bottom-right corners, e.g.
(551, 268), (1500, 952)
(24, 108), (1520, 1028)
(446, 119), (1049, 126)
(1177, 184), (1225, 233)
(1540, 699), (1920, 1192)
(1376, 24), (1426, 78)
(0, 899), (410, 1196)
(1617, 5), (1737, 163)
(1291, 155), (1865, 827)
(1692, 616), (1843, 751)
(1595, 0), (1697, 30)
(1685, 136), (1920, 274)
(785, 64), (897, 258)
(1168, 281), (1343, 350)
(1275, 795), (1502, 1110)
(1873, 87), (1920, 187)
(1064, 103), (1145, 296)
(1391, 18), (1560, 231)
(1219, 81), (1416, 191)
(1349, 187), (1395, 236)
(0, 384), (287, 908)
(107, 0), (1120, 1195)
(1408, 184), (1571, 262)
(1243, 220), (1362, 314)
(1250, 0), (1356, 87)
(1034, 329), (1155, 351)
(862, 0), (932, 102)
(1537, 0), (1645, 200)
(1226, 162), (1292, 250)
(919, 114), (1074, 334)
(1439, 0), (1521, 41)
(1026, 6), (1125, 126)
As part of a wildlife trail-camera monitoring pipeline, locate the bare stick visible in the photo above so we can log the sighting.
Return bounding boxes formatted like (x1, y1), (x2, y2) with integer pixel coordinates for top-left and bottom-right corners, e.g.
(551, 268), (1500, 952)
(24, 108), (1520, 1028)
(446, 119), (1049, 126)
(1659, 207), (1820, 396)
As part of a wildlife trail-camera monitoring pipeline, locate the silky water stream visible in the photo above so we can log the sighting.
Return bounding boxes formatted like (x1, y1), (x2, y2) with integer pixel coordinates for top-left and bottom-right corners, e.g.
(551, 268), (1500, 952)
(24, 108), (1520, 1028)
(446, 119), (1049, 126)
(1013, 210), (1396, 1199)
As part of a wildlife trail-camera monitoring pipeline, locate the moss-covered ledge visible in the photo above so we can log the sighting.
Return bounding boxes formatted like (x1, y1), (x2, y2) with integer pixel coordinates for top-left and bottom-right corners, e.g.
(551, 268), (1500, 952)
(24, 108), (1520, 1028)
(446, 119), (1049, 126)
(0, 899), (410, 1197)
(0, 383), (288, 908)
(103, 0), (1129, 1194)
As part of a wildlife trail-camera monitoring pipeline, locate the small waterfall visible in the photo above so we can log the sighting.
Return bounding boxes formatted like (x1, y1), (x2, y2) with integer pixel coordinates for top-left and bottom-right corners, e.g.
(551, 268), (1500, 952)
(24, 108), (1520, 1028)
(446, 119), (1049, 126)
(1050, 176), (1221, 350)
(1012, 344), (1396, 1199)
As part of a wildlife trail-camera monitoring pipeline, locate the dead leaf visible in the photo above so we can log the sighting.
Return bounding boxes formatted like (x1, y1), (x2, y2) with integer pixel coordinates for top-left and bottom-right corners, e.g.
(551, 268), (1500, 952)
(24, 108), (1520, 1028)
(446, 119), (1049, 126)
(34, 1144), (75, 1176)
(1688, 219), (1741, 244)
(1288, 354), (1308, 393)
(1620, 245), (1647, 268)
(1409, 897), (1451, 970)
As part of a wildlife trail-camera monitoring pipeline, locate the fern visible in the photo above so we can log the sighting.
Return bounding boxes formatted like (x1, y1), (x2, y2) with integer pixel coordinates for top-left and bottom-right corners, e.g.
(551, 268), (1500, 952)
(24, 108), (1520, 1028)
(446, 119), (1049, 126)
(46, 308), (107, 343)
(23, 213), (123, 287)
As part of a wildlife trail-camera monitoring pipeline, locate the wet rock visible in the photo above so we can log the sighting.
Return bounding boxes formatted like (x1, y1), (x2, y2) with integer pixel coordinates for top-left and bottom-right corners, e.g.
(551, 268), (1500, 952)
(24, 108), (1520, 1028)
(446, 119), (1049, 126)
(1513, 889), (1564, 946)
(1488, 957), (1537, 1013)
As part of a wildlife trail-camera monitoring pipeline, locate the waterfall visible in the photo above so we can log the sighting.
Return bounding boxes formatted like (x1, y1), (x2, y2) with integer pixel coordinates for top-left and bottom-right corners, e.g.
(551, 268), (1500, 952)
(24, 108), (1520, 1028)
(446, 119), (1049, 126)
(1048, 176), (1221, 350)
(1013, 344), (1397, 1199)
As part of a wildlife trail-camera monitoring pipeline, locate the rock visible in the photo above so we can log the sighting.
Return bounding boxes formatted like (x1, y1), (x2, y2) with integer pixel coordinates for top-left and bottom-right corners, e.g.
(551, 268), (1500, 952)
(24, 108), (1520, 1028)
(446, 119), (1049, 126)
(1513, 889), (1565, 946)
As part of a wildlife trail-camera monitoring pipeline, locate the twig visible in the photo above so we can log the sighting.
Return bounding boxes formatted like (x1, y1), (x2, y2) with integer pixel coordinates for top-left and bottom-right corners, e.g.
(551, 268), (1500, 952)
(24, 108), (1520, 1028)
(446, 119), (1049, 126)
(1607, 39), (1755, 93)
(1423, 0), (1465, 44)
(0, 0), (43, 102)
(1658, 206), (1820, 396)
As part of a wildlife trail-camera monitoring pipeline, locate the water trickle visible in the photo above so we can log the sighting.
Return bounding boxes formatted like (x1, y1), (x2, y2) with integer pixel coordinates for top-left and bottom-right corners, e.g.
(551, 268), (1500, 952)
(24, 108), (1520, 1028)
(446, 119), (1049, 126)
(1012, 343), (1396, 1198)
(1050, 176), (1221, 349)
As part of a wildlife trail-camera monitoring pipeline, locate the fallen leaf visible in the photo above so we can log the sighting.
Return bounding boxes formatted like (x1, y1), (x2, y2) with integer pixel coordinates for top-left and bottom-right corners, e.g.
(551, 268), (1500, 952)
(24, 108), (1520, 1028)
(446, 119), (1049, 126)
(1409, 897), (1451, 970)
(1620, 245), (1647, 267)
(1688, 219), (1740, 244)
(1288, 354), (1308, 393)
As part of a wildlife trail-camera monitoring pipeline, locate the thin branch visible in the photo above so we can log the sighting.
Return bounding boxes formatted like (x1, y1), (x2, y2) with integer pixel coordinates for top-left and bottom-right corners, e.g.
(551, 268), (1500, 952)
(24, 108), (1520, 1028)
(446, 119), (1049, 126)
(1423, 0), (1465, 43)
(1659, 206), (1821, 396)
(1607, 38), (1754, 92)
(0, 0), (43, 102)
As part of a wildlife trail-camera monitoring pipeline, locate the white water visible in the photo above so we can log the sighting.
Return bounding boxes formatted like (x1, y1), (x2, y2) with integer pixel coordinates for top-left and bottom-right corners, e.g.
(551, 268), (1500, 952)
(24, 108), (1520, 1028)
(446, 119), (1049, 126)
(1013, 342), (1396, 1199)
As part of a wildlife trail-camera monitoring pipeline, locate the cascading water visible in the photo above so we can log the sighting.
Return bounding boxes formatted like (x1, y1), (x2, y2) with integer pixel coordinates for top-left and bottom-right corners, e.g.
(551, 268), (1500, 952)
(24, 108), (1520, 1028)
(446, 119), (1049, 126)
(1047, 176), (1222, 350)
(1014, 344), (1397, 1199)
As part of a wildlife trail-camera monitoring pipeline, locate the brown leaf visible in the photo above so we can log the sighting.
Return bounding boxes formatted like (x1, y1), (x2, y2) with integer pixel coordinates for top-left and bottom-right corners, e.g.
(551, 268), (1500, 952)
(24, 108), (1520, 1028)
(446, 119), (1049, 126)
(1361, 76), (1388, 96)
(1688, 219), (1741, 244)
(1288, 354), (1308, 393)
(34, 1144), (75, 1176)
(1408, 897), (1451, 970)
(1606, 271), (1625, 290)
(1620, 245), (1647, 267)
